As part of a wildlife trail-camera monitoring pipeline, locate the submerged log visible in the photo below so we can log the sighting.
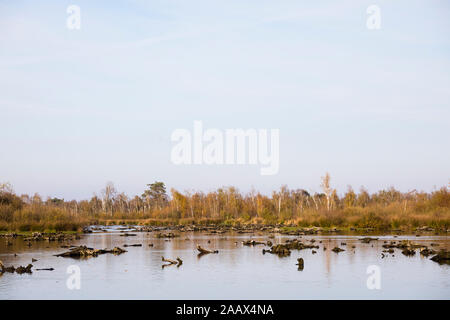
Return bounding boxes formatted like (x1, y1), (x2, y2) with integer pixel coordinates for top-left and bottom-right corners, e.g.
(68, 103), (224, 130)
(263, 244), (291, 257)
(1, 260), (15, 273)
(242, 240), (266, 246)
(24, 232), (79, 242)
(263, 240), (319, 257)
(359, 237), (378, 244)
(401, 248), (416, 256)
(430, 250), (450, 265)
(156, 232), (179, 239)
(162, 256), (183, 267)
(55, 246), (97, 257)
(420, 248), (436, 257)
(15, 264), (33, 274)
(109, 247), (127, 255)
(296, 258), (304, 271)
(4, 266), (15, 273)
(55, 245), (127, 258)
(284, 239), (319, 251)
(0, 261), (32, 274)
(162, 256), (178, 265)
(382, 240), (421, 250)
(197, 245), (218, 254)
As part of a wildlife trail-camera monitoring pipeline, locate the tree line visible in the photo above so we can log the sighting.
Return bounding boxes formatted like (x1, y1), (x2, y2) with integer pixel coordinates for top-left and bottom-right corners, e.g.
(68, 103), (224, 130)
(0, 174), (449, 231)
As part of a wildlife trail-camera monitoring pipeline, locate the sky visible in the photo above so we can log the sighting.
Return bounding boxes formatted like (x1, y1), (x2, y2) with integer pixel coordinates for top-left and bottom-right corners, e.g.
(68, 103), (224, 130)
(0, 0), (449, 200)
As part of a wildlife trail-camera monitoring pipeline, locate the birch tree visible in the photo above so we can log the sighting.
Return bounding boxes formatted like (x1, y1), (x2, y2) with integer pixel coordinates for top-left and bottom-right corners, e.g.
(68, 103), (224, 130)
(320, 172), (333, 211)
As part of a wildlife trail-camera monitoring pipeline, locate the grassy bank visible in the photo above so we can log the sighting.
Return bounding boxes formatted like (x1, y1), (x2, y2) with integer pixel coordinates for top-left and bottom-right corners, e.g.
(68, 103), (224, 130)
(0, 207), (448, 233)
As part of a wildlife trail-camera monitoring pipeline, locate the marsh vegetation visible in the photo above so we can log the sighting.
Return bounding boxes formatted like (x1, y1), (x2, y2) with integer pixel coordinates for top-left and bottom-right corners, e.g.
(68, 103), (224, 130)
(0, 175), (449, 232)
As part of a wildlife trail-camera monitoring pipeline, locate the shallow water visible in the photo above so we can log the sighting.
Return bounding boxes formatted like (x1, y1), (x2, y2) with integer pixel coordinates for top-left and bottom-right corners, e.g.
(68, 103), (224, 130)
(0, 226), (449, 299)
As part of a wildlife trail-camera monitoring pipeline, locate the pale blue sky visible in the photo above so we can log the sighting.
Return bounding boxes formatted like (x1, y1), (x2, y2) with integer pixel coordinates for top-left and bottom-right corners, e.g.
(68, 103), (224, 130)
(1, 0), (449, 200)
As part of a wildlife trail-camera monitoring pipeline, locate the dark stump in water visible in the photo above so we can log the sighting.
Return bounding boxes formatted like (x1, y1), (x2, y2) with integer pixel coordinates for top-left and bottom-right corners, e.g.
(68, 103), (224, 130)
(430, 250), (450, 265)
(296, 258), (304, 271)
(401, 248), (416, 256)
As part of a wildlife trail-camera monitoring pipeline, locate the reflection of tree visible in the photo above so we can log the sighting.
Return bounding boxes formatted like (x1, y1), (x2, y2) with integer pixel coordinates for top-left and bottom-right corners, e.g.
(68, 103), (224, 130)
(323, 238), (332, 278)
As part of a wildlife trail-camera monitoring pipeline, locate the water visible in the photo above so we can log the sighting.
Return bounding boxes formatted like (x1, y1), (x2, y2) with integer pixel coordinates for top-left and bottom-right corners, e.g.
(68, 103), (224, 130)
(0, 226), (449, 299)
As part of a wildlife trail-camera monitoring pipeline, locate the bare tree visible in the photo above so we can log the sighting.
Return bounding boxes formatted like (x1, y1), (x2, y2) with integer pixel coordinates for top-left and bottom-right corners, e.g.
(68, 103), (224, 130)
(320, 172), (333, 211)
(101, 182), (117, 216)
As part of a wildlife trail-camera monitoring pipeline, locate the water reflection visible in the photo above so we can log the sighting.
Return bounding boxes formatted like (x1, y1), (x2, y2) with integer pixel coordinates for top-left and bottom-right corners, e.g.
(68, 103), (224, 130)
(0, 227), (449, 299)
